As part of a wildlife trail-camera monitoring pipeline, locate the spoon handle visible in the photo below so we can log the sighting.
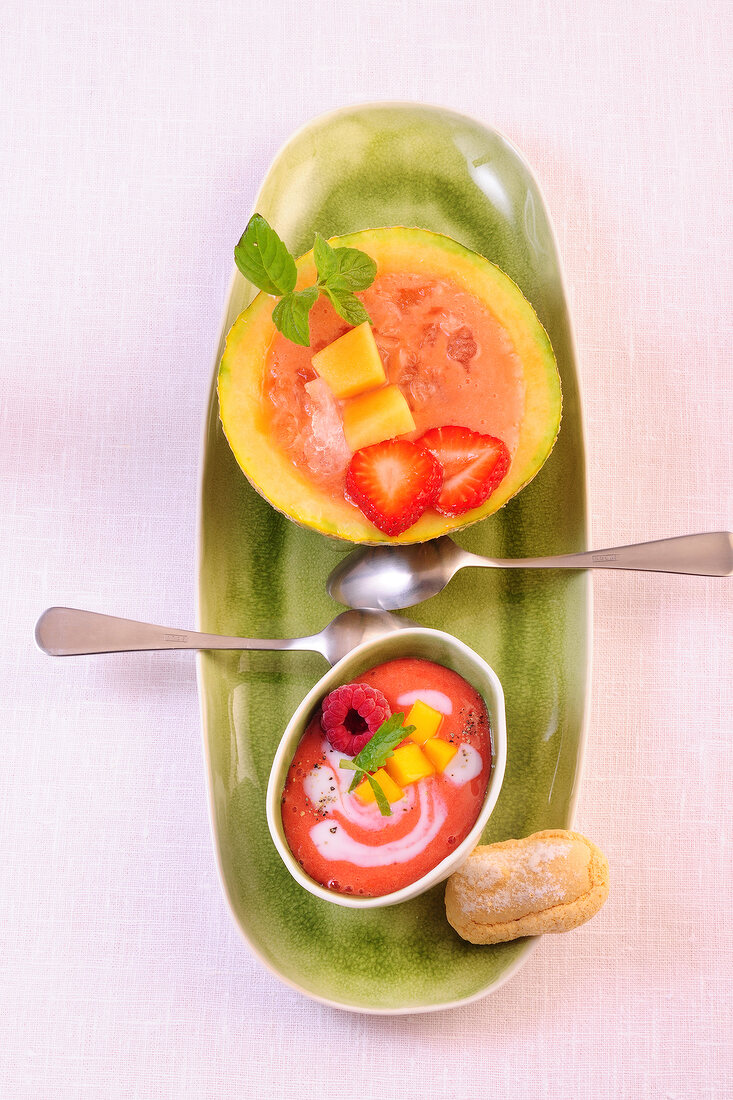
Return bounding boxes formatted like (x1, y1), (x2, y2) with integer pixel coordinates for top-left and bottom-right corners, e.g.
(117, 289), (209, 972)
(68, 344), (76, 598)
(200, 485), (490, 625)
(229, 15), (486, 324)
(35, 607), (314, 656)
(476, 532), (733, 576)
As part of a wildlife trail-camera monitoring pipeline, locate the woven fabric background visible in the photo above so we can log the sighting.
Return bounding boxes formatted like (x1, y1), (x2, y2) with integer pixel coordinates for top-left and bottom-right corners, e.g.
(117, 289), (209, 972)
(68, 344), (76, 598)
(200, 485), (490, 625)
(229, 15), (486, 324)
(1, 1), (731, 1096)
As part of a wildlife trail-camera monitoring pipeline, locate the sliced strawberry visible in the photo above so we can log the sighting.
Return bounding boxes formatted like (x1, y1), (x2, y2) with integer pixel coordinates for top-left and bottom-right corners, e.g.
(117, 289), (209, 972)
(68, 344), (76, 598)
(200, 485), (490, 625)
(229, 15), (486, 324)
(417, 425), (510, 516)
(345, 438), (443, 536)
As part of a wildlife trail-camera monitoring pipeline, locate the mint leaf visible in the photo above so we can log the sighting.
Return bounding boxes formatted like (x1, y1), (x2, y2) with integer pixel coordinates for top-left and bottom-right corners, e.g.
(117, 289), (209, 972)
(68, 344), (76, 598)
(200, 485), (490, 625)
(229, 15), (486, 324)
(324, 286), (372, 327)
(338, 761), (368, 794)
(271, 286), (318, 347)
(366, 773), (392, 816)
(234, 213), (297, 297)
(314, 236), (377, 292)
(338, 760), (393, 816)
(329, 247), (378, 292)
(337, 759), (368, 794)
(313, 232), (338, 282)
(352, 712), (414, 775)
(316, 234), (377, 301)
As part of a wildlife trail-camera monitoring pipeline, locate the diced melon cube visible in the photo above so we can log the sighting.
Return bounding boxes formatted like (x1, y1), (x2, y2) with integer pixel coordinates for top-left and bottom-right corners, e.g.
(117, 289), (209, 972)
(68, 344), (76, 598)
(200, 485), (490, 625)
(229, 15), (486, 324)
(422, 738), (458, 773)
(354, 767), (405, 805)
(342, 385), (415, 452)
(311, 322), (386, 400)
(385, 743), (435, 787)
(405, 699), (443, 745)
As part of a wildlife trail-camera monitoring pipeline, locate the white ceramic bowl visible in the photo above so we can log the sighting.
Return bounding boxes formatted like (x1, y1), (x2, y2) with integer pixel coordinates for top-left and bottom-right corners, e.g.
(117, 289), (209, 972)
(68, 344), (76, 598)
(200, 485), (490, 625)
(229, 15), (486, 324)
(266, 626), (507, 909)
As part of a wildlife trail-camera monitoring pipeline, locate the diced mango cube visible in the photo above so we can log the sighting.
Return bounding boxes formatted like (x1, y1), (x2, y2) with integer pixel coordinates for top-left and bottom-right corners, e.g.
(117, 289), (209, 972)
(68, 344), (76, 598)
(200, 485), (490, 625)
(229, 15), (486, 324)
(354, 767), (405, 805)
(385, 743), (435, 787)
(422, 738), (458, 773)
(311, 322), (386, 399)
(342, 385), (415, 452)
(405, 699), (443, 745)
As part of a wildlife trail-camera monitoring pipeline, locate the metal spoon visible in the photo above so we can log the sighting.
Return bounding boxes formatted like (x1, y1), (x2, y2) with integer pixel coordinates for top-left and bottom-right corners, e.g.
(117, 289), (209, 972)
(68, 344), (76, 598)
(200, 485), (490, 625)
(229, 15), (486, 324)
(35, 606), (414, 666)
(327, 531), (733, 610)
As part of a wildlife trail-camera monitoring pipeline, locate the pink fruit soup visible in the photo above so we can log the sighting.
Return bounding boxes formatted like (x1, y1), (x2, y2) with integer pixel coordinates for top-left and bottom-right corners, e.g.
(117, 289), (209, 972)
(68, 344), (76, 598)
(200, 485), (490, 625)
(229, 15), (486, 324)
(280, 657), (492, 898)
(264, 272), (525, 498)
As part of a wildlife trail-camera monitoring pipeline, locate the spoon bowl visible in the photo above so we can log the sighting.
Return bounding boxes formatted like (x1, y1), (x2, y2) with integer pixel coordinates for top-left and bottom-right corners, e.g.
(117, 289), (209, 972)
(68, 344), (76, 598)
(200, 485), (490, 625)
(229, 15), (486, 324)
(327, 537), (465, 610)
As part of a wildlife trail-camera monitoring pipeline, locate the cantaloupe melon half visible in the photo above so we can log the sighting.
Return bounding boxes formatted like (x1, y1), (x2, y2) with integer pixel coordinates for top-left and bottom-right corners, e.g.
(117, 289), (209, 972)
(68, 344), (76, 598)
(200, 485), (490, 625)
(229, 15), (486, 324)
(217, 227), (561, 544)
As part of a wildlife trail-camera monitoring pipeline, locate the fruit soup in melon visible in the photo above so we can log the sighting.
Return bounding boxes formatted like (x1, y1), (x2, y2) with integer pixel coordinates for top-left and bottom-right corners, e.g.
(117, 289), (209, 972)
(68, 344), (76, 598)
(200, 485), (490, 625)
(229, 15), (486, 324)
(280, 657), (492, 898)
(265, 272), (525, 496)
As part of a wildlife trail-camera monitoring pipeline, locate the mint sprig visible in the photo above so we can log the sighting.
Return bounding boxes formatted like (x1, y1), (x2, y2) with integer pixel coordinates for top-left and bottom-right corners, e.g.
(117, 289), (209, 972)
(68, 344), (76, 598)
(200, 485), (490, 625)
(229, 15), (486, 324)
(314, 232), (375, 329)
(338, 712), (415, 816)
(349, 712), (415, 778)
(234, 215), (377, 347)
(313, 233), (377, 292)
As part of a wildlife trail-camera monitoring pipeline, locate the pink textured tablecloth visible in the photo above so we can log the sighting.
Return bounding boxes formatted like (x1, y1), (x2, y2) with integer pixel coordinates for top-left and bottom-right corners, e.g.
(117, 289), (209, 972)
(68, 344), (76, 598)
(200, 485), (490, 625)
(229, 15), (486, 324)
(1, 1), (731, 1097)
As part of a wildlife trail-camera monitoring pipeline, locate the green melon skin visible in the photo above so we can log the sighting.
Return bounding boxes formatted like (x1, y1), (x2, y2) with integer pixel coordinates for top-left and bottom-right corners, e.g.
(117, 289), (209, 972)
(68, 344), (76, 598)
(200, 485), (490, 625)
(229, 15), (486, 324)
(218, 226), (562, 545)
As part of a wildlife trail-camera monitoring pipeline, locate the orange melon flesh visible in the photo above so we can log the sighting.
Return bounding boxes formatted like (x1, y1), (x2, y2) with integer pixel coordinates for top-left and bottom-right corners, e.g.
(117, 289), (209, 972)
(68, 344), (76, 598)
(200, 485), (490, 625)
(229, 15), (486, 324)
(354, 768), (405, 806)
(341, 384), (415, 452)
(405, 699), (444, 744)
(218, 227), (562, 544)
(311, 321), (386, 399)
(422, 738), (459, 772)
(385, 743), (435, 787)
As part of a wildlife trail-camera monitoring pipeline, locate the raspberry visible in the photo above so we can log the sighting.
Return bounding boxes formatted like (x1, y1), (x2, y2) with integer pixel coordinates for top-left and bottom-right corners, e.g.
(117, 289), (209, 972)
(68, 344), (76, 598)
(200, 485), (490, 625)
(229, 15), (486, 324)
(321, 682), (392, 756)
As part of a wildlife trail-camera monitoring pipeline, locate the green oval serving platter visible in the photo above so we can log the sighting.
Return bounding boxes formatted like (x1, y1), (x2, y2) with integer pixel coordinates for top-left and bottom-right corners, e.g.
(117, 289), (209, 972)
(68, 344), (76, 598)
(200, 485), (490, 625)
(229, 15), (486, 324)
(197, 103), (590, 1013)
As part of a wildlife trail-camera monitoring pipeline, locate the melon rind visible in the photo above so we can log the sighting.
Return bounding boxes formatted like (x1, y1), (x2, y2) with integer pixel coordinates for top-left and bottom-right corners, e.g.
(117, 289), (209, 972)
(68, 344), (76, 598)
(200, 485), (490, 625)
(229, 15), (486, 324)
(217, 227), (562, 544)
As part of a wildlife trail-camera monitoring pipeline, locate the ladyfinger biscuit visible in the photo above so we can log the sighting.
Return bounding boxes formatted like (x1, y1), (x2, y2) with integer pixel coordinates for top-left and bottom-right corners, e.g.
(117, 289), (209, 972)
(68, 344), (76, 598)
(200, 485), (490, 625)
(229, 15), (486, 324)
(445, 829), (609, 944)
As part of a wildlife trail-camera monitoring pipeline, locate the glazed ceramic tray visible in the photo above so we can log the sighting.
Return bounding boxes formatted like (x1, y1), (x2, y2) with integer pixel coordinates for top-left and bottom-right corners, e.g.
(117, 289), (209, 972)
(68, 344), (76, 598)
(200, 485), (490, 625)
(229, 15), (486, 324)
(197, 103), (589, 1013)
